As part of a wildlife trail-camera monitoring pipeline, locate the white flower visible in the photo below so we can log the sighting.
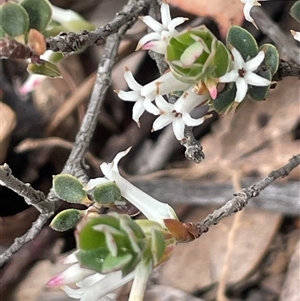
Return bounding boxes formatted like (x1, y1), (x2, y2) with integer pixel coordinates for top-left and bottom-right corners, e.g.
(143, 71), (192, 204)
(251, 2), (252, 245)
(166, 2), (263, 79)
(117, 68), (190, 125)
(136, 2), (188, 54)
(290, 30), (300, 42)
(86, 148), (178, 227)
(47, 252), (135, 301)
(240, 0), (262, 28)
(151, 87), (208, 140)
(218, 47), (270, 103)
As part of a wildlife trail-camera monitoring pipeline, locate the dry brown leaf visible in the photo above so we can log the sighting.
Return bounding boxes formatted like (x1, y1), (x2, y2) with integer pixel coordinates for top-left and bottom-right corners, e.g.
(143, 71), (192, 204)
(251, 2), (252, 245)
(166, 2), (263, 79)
(159, 207), (282, 293)
(167, 0), (244, 37)
(0, 207), (39, 245)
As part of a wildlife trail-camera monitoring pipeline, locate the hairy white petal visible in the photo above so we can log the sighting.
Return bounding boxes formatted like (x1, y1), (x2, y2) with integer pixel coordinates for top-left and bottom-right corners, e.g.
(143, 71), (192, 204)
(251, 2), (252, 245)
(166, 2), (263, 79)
(244, 50), (265, 71)
(172, 118), (185, 140)
(152, 114), (173, 131)
(245, 72), (270, 86)
(235, 78), (248, 102)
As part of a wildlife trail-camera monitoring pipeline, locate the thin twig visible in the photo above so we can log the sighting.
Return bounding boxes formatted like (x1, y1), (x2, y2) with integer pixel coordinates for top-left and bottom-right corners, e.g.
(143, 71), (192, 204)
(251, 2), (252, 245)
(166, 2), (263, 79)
(0, 164), (47, 213)
(46, 0), (151, 53)
(0, 15), (137, 266)
(196, 154), (300, 234)
(252, 6), (300, 65)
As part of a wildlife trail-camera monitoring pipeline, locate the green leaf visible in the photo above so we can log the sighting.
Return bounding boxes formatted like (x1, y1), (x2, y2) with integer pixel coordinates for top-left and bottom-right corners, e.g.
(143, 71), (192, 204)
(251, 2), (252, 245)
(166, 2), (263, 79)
(227, 25), (258, 60)
(20, 0), (52, 32)
(27, 60), (62, 78)
(151, 229), (166, 266)
(93, 182), (122, 205)
(77, 215), (119, 250)
(76, 248), (109, 272)
(53, 174), (87, 203)
(50, 209), (83, 232)
(290, 1), (300, 23)
(0, 2), (29, 37)
(248, 69), (272, 101)
(166, 25), (230, 83)
(102, 252), (133, 274)
(212, 83), (236, 114)
(0, 27), (6, 39)
(210, 40), (231, 77)
(260, 44), (279, 76)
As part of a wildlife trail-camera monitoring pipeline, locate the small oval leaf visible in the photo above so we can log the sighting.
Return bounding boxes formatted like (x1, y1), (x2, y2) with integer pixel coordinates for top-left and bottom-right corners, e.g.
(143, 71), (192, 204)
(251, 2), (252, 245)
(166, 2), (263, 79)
(28, 28), (46, 54)
(53, 174), (87, 203)
(50, 209), (83, 232)
(0, 2), (29, 37)
(20, 0), (52, 32)
(260, 44), (279, 76)
(76, 248), (109, 273)
(227, 25), (258, 60)
(93, 182), (122, 205)
(212, 83), (236, 114)
(290, 1), (300, 23)
(27, 60), (62, 78)
(248, 69), (272, 101)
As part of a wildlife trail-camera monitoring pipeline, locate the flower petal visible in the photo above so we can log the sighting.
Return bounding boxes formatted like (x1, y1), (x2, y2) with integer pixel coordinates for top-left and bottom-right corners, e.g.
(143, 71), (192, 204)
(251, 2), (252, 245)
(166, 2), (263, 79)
(172, 118), (185, 140)
(160, 2), (171, 27)
(155, 95), (173, 112)
(139, 16), (163, 32)
(168, 17), (188, 31)
(218, 69), (238, 83)
(231, 47), (244, 69)
(141, 40), (167, 54)
(136, 32), (161, 50)
(144, 98), (160, 115)
(128, 260), (152, 301)
(118, 91), (141, 101)
(124, 70), (142, 91)
(100, 149), (178, 226)
(80, 271), (135, 301)
(182, 113), (205, 127)
(244, 50), (265, 71)
(152, 114), (173, 131)
(132, 100), (146, 123)
(235, 77), (248, 102)
(141, 71), (190, 97)
(245, 72), (270, 86)
(47, 263), (95, 286)
(243, 2), (254, 22)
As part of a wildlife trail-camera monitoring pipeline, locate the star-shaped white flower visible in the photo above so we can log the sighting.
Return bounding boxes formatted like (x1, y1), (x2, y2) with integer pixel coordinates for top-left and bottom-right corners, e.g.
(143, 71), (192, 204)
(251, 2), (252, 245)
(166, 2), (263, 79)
(116, 68), (158, 125)
(240, 0), (262, 28)
(218, 47), (270, 103)
(117, 68), (190, 125)
(136, 2), (188, 54)
(152, 87), (208, 140)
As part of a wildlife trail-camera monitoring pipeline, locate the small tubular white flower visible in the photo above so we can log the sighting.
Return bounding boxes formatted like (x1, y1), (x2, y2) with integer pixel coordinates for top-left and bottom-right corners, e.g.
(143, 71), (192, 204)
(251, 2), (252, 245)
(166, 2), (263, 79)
(47, 253), (134, 301)
(290, 30), (300, 42)
(240, 0), (262, 28)
(117, 69), (190, 125)
(152, 87), (208, 140)
(95, 148), (178, 227)
(218, 47), (270, 103)
(136, 2), (188, 54)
